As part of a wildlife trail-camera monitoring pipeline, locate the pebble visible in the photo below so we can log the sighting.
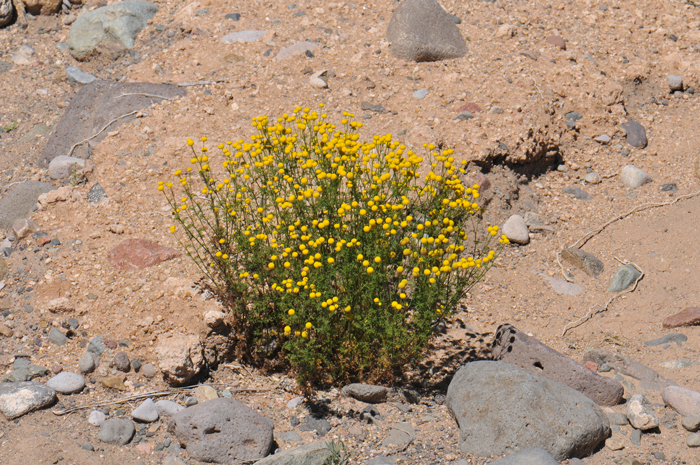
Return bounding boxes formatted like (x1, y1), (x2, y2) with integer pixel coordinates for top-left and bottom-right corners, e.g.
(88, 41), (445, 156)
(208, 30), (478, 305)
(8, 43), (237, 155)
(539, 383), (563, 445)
(682, 416), (700, 432)
(224, 13), (240, 21)
(98, 418), (135, 445)
(141, 363), (157, 378)
(620, 165), (653, 189)
(361, 102), (385, 113)
(620, 121), (648, 148)
(489, 105), (504, 114)
(114, 352), (131, 372)
(668, 75), (683, 92)
(502, 214), (529, 245)
(562, 186), (592, 200)
(89, 410), (107, 426)
(453, 111), (474, 121)
(608, 264), (642, 292)
(155, 400), (185, 417)
(606, 438), (624, 450)
(645, 333), (687, 347)
(594, 134), (611, 144)
(546, 35), (566, 50)
(101, 376), (127, 391)
(88, 335), (108, 356)
(66, 66), (96, 85)
(412, 88), (428, 99)
(564, 111), (583, 130)
(11, 45), (36, 66)
(220, 30), (266, 44)
(194, 385), (218, 403)
(661, 183), (678, 193)
(87, 183), (107, 204)
(79, 352), (97, 374)
(688, 433), (700, 447)
(286, 396), (305, 409)
(659, 360), (696, 369)
(47, 372), (85, 394)
(299, 417), (332, 437)
(626, 394), (659, 430)
(132, 398), (159, 423)
(560, 247), (604, 278)
(608, 412), (629, 426)
(584, 172), (602, 184)
(629, 428), (641, 446)
(81, 442), (94, 451)
(48, 327), (68, 346)
(184, 396), (198, 407)
(663, 307), (700, 328)
(535, 272), (583, 296)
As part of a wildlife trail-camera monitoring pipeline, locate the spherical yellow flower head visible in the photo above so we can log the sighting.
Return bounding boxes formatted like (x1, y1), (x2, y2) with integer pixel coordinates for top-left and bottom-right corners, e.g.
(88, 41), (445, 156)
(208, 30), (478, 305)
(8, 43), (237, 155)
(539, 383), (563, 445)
(288, 309), (295, 316)
(187, 138), (194, 146)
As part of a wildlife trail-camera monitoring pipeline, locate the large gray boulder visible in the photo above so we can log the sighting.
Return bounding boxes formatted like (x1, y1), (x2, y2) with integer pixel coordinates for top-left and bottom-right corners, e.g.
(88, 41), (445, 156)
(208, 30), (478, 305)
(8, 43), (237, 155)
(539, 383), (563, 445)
(492, 325), (624, 406)
(168, 398), (273, 463)
(40, 80), (185, 164)
(0, 181), (54, 228)
(0, 382), (57, 419)
(68, 0), (158, 60)
(386, 0), (466, 62)
(446, 361), (610, 461)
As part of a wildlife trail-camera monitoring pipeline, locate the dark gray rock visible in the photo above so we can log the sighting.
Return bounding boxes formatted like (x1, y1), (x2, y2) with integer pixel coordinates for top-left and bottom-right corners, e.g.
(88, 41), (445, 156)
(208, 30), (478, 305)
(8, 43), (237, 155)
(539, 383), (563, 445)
(382, 422), (414, 446)
(341, 383), (389, 403)
(562, 186), (592, 201)
(98, 418), (135, 445)
(386, 0), (467, 62)
(114, 352), (130, 372)
(2, 356), (49, 382)
(88, 335), (107, 356)
(492, 325), (623, 406)
(564, 111), (583, 130)
(79, 351), (98, 374)
(0, 181), (54, 228)
(68, 0), (158, 60)
(446, 361), (610, 460)
(607, 412), (629, 426)
(48, 327), (68, 346)
(620, 120), (647, 148)
(47, 372), (85, 394)
(40, 81), (186, 164)
(87, 183), (107, 203)
(629, 428), (641, 446)
(608, 264), (642, 292)
(253, 441), (332, 465)
(168, 398), (273, 463)
(66, 66), (96, 85)
(299, 417), (332, 437)
(583, 350), (676, 391)
(561, 247), (604, 278)
(645, 333), (686, 347)
(361, 102), (385, 113)
(0, 382), (57, 419)
(488, 448), (559, 465)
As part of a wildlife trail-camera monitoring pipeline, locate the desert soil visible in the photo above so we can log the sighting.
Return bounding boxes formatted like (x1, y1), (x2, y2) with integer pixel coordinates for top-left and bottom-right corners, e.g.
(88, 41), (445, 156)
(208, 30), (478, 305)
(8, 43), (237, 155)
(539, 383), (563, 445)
(1, 0), (700, 463)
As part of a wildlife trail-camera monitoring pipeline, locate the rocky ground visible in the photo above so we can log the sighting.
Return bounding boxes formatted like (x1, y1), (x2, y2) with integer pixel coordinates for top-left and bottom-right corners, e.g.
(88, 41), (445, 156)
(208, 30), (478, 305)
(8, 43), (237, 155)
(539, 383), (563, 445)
(1, 0), (700, 463)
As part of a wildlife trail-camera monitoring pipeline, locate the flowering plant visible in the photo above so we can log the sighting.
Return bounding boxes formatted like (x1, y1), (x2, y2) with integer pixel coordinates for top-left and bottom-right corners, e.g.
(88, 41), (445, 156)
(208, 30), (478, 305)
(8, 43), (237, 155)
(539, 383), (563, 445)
(160, 105), (507, 385)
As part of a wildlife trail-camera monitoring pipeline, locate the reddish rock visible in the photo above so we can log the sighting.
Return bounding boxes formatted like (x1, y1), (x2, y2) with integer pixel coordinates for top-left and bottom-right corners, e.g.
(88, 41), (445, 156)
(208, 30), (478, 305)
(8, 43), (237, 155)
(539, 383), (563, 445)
(135, 443), (154, 455)
(584, 361), (598, 372)
(465, 172), (491, 192)
(37, 236), (52, 247)
(104, 339), (118, 350)
(457, 102), (482, 113)
(108, 239), (178, 271)
(663, 307), (700, 328)
(546, 35), (566, 50)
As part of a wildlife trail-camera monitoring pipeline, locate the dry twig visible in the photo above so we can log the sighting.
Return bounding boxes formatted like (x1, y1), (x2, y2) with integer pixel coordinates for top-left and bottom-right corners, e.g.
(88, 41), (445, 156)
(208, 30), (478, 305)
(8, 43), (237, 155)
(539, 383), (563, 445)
(117, 93), (173, 100)
(67, 110), (140, 156)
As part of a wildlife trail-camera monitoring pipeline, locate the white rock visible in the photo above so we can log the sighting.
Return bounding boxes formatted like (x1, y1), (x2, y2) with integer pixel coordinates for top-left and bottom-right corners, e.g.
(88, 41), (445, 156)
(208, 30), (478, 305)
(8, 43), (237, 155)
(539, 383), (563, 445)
(12, 218), (39, 240)
(156, 333), (204, 385)
(495, 24), (515, 38)
(11, 45), (35, 65)
(89, 410), (106, 426)
(47, 372), (85, 394)
(626, 394), (659, 430)
(132, 398), (159, 422)
(203, 309), (225, 328)
(584, 172), (602, 184)
(502, 215), (530, 245)
(309, 69), (329, 89)
(46, 297), (75, 313)
(620, 165), (653, 189)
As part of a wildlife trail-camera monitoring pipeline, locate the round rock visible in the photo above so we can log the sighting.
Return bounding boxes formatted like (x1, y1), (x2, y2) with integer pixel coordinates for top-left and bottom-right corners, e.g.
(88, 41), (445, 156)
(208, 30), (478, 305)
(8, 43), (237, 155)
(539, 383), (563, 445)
(98, 418), (135, 445)
(620, 165), (653, 189)
(155, 399), (185, 417)
(47, 372), (85, 394)
(89, 409), (106, 426)
(132, 398), (159, 422)
(79, 351), (97, 374)
(502, 214), (530, 245)
(114, 352), (131, 372)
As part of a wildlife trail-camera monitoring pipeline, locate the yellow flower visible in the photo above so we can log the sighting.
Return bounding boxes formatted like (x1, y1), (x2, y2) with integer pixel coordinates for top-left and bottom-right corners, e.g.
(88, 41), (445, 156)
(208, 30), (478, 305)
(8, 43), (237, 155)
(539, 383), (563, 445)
(288, 309), (295, 316)
(366, 267), (374, 274)
(305, 322), (312, 329)
(301, 331), (308, 338)
(327, 257), (335, 264)
(374, 256), (381, 263)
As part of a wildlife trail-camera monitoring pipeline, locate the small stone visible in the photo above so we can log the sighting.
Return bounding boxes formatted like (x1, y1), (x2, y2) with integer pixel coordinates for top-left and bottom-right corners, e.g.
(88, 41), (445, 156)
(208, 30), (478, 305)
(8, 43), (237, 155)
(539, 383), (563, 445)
(81, 442), (94, 451)
(132, 398), (159, 422)
(659, 360), (696, 369)
(87, 183), (107, 204)
(361, 102), (385, 113)
(626, 394), (659, 431)
(101, 376), (127, 391)
(629, 428), (641, 446)
(584, 361), (599, 372)
(225, 13), (240, 21)
(495, 24), (515, 38)
(652, 452), (665, 460)
(98, 418), (135, 446)
(546, 35), (566, 50)
(683, 416), (700, 432)
(194, 385), (219, 403)
(12, 218), (39, 240)
(88, 335), (108, 356)
(47, 297), (75, 313)
(606, 438), (624, 450)
(275, 41), (318, 61)
(48, 327), (68, 346)
(565, 111), (583, 130)
(584, 172), (602, 184)
(561, 247), (604, 278)
(668, 75), (683, 92)
(453, 111), (474, 121)
(663, 307), (700, 328)
(11, 46), (36, 66)
(220, 30), (266, 44)
(457, 102), (482, 113)
(341, 384), (389, 403)
(66, 66), (96, 85)
(413, 88), (428, 99)
(89, 410), (106, 426)
(287, 396), (304, 409)
(645, 333), (687, 347)
(184, 396), (198, 407)
(661, 183), (678, 193)
(620, 121), (648, 148)
(155, 400), (185, 417)
(203, 310), (225, 328)
(608, 412), (629, 426)
(47, 372), (85, 394)
(299, 417), (332, 436)
(48, 156), (87, 180)
(563, 186), (592, 200)
(688, 433), (700, 447)
(594, 134), (611, 144)
(132, 359), (142, 371)
(141, 363), (157, 378)
(502, 214), (529, 245)
(608, 264), (642, 292)
(620, 165), (653, 189)
(79, 352), (97, 374)
(114, 352), (131, 372)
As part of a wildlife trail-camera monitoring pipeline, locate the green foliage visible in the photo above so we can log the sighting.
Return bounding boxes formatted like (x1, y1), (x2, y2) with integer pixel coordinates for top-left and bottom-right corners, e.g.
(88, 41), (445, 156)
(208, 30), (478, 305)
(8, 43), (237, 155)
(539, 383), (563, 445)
(325, 438), (351, 465)
(159, 105), (506, 386)
(2, 121), (18, 133)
